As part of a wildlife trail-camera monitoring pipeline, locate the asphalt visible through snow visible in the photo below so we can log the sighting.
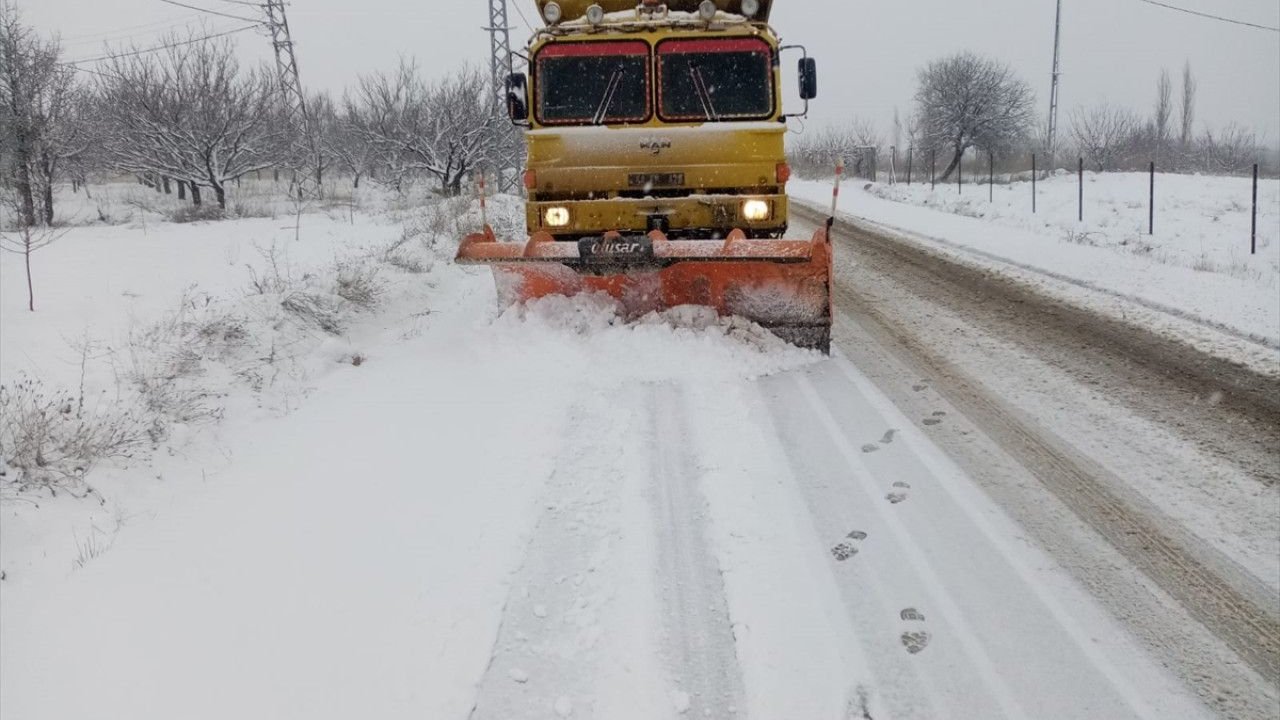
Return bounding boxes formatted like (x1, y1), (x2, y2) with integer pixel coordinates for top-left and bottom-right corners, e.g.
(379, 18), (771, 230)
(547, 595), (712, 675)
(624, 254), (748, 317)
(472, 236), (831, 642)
(790, 202), (1279, 718)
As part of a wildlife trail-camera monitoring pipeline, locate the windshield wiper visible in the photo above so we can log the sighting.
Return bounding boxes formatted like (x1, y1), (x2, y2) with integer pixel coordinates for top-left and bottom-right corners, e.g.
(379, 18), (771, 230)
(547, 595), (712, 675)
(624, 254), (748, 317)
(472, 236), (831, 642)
(689, 65), (719, 121)
(592, 69), (624, 125)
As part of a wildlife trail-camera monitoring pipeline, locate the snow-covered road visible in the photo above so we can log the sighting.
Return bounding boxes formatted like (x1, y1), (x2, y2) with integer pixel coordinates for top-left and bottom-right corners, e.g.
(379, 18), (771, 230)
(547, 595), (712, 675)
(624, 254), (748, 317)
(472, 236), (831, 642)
(1, 298), (1224, 719)
(4, 194), (1276, 719)
(0, 343), (1213, 719)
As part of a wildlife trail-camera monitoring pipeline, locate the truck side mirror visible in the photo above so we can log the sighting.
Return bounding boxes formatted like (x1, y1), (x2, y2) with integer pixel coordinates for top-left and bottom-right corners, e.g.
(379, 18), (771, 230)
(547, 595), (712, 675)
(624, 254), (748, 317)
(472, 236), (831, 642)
(798, 58), (818, 100)
(506, 73), (529, 123)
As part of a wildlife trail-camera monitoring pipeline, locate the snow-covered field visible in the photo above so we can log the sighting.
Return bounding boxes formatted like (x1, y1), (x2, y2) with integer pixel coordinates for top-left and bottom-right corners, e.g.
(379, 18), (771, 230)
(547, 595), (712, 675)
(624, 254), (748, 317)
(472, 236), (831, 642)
(0, 181), (1259, 718)
(793, 172), (1280, 351)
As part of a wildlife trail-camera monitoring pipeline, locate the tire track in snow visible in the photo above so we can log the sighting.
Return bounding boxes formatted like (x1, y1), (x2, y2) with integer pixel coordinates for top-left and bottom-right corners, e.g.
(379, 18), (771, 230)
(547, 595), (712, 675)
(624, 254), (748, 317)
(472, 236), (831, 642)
(791, 374), (1031, 720)
(828, 354), (1164, 720)
(469, 392), (670, 719)
(648, 383), (746, 718)
(680, 380), (898, 719)
(820, 240), (1280, 688)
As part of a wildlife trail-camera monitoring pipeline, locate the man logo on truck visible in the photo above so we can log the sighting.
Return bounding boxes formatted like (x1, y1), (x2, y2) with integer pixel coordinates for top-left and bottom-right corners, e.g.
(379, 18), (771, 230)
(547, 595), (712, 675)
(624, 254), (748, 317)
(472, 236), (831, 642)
(639, 137), (673, 155)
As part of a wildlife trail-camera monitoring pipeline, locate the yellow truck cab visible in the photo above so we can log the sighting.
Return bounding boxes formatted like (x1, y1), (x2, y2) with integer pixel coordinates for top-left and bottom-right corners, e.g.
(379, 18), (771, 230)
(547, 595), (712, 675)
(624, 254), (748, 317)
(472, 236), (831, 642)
(506, 0), (818, 241)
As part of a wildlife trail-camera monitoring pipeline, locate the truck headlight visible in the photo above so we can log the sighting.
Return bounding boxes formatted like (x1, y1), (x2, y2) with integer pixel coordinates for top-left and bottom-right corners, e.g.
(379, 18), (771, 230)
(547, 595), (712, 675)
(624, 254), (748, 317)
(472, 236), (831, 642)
(544, 206), (571, 227)
(741, 199), (770, 221)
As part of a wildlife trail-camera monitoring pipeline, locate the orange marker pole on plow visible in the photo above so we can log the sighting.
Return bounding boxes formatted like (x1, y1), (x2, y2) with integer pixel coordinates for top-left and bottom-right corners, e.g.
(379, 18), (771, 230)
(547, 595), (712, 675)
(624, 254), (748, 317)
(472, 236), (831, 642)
(828, 156), (844, 233)
(477, 172), (488, 228)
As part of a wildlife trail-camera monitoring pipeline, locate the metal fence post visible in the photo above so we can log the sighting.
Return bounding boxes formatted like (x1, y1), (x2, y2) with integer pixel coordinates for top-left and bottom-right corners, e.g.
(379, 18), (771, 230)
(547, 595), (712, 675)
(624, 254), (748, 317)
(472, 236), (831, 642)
(958, 150), (963, 194)
(989, 151), (994, 202)
(1032, 153), (1037, 213)
(1077, 157), (1084, 223)
(1148, 161), (1155, 235)
(1252, 163), (1259, 255)
(931, 149), (936, 190)
(907, 147), (913, 186)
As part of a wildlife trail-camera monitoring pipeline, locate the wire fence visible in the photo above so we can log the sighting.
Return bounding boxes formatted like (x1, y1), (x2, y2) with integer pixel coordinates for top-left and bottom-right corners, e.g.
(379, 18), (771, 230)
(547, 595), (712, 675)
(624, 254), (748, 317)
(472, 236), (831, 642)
(839, 148), (1271, 256)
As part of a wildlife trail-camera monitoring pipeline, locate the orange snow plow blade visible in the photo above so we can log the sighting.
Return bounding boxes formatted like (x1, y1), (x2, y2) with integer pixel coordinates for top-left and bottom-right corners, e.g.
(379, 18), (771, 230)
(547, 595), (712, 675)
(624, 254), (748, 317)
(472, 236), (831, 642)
(456, 227), (832, 352)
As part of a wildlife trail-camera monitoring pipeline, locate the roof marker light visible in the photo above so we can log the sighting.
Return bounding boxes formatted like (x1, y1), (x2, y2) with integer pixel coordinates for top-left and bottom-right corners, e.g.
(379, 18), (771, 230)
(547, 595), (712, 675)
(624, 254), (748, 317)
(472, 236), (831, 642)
(741, 0), (760, 18)
(698, 0), (717, 21)
(586, 3), (605, 25)
(542, 2), (562, 24)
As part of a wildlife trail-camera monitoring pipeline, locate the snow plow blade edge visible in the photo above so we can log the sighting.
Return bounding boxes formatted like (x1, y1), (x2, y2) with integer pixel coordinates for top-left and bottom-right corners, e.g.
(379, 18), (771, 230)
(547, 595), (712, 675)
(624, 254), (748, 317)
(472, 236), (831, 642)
(456, 226), (832, 353)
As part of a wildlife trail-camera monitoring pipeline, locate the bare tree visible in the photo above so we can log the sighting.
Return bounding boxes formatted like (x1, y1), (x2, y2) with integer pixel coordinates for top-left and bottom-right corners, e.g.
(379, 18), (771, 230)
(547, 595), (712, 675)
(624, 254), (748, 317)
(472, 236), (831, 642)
(1069, 103), (1140, 171)
(347, 61), (496, 196)
(1198, 123), (1259, 175)
(788, 118), (884, 177)
(326, 97), (378, 188)
(95, 32), (284, 210)
(1153, 69), (1173, 162)
(915, 52), (1035, 181)
(0, 2), (69, 226)
(306, 90), (338, 192)
(892, 106), (902, 154)
(1, 189), (64, 310)
(1179, 61), (1196, 150)
(30, 66), (84, 224)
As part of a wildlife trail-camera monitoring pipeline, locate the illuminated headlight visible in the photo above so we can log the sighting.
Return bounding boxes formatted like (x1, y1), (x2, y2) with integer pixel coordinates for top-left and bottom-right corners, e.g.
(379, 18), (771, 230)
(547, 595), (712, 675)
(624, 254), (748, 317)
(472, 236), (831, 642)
(698, 0), (717, 20)
(586, 3), (605, 24)
(741, 199), (770, 221)
(543, 206), (571, 227)
(740, 0), (760, 17)
(542, 1), (562, 24)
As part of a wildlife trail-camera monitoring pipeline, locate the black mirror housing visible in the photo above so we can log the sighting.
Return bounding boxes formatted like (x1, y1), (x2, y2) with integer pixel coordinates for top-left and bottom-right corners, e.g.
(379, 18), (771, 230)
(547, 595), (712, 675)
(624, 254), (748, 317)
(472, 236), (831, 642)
(799, 58), (818, 100)
(506, 73), (529, 122)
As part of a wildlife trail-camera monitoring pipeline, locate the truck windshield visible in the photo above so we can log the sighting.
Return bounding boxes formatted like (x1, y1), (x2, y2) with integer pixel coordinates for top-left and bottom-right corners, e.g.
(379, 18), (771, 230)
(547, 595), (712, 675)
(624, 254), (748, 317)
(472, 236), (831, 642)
(657, 38), (773, 122)
(536, 41), (650, 125)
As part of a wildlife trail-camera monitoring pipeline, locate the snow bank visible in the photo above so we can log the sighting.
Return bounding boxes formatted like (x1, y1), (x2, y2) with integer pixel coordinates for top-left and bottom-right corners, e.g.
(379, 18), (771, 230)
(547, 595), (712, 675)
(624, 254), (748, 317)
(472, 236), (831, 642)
(792, 173), (1280, 351)
(1, 183), (819, 720)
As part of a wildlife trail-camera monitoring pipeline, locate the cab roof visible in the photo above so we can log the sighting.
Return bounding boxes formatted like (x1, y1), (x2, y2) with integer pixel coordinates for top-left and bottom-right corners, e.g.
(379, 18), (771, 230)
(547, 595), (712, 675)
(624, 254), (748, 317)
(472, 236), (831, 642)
(532, 0), (773, 23)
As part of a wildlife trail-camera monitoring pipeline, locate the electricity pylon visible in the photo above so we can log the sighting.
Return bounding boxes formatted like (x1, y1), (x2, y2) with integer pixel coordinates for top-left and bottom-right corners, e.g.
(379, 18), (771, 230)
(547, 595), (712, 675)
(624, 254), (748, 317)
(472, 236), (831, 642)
(264, 0), (319, 199)
(485, 0), (525, 193)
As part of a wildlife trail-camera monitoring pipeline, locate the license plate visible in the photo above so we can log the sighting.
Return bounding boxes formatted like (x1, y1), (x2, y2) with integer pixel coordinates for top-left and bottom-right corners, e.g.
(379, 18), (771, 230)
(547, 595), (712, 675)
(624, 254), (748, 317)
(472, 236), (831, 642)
(578, 235), (655, 262)
(628, 172), (684, 188)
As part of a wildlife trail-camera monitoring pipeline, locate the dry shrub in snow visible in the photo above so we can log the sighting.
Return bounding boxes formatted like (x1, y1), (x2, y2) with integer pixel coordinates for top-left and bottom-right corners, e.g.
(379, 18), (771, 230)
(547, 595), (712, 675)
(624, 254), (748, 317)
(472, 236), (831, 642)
(280, 291), (344, 334)
(334, 261), (382, 308)
(169, 203), (225, 224)
(0, 377), (145, 491)
(127, 291), (243, 435)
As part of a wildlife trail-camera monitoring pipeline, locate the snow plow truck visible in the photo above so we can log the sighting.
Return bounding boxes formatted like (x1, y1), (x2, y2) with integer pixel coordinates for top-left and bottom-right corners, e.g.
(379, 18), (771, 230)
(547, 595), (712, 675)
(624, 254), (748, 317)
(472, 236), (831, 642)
(456, 0), (830, 352)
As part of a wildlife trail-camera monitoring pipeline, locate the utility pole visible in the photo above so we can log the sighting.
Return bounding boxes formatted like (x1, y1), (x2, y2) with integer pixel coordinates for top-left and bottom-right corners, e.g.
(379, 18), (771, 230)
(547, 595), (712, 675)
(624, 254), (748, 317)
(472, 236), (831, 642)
(1046, 0), (1063, 173)
(264, 0), (319, 200)
(485, 0), (524, 193)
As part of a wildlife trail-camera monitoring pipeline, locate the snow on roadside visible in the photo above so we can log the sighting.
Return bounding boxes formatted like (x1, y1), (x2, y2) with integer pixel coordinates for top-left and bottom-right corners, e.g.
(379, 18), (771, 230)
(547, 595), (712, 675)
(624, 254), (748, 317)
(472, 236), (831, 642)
(792, 173), (1280, 365)
(1, 188), (819, 719)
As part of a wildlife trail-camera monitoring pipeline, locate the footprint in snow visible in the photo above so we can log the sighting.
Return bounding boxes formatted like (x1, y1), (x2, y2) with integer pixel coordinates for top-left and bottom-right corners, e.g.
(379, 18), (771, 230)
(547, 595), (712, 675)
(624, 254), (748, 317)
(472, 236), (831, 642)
(886, 481), (911, 504)
(899, 607), (931, 654)
(923, 411), (946, 426)
(830, 530), (867, 561)
(862, 429), (897, 453)
(912, 382), (929, 392)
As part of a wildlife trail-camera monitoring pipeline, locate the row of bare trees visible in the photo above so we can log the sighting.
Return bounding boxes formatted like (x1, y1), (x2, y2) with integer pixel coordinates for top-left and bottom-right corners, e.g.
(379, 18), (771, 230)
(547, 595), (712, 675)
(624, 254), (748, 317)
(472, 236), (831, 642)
(792, 51), (1267, 181)
(792, 52), (1038, 181)
(1, 3), (504, 227)
(1070, 65), (1261, 174)
(1, 3), (83, 226)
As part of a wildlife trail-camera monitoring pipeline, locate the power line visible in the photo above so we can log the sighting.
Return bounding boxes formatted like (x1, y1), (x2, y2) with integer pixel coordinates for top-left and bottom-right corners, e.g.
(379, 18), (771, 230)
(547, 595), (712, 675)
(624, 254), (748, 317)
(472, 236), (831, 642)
(511, 0), (535, 33)
(1133, 0), (1280, 32)
(156, 0), (263, 25)
(61, 15), (196, 42)
(62, 24), (259, 65)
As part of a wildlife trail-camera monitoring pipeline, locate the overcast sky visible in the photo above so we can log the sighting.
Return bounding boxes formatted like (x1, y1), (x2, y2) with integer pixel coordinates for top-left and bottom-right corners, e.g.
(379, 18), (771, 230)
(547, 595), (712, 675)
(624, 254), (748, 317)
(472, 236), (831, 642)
(20, 0), (1280, 143)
